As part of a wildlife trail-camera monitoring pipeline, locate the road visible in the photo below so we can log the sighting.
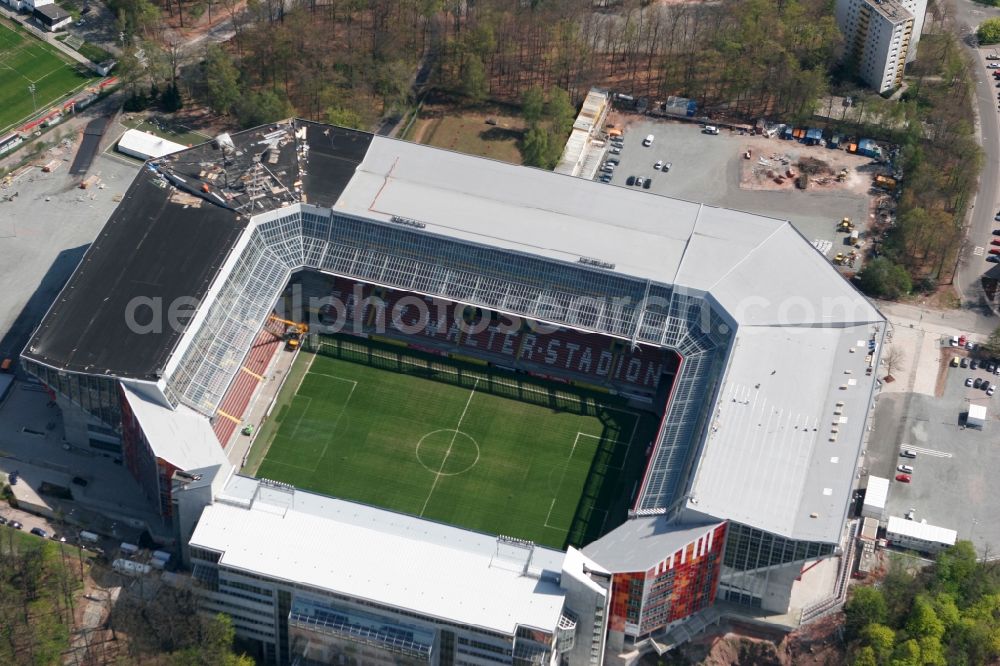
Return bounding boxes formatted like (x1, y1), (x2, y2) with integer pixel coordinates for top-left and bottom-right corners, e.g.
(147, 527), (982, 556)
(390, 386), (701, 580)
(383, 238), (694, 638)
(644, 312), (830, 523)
(952, 0), (1000, 313)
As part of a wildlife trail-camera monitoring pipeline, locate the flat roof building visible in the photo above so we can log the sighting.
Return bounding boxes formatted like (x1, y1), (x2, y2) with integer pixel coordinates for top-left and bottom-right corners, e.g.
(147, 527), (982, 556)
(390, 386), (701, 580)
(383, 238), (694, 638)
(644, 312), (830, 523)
(886, 516), (957, 554)
(117, 128), (189, 161)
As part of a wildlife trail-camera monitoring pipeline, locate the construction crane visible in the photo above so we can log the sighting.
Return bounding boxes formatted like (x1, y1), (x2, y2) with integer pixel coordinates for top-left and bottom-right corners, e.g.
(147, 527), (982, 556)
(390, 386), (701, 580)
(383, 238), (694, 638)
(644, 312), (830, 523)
(268, 315), (308, 350)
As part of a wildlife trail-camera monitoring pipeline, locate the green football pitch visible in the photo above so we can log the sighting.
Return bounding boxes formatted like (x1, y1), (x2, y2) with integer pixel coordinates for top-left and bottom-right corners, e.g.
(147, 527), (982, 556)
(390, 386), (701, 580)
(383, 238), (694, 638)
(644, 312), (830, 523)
(0, 21), (93, 134)
(251, 337), (660, 549)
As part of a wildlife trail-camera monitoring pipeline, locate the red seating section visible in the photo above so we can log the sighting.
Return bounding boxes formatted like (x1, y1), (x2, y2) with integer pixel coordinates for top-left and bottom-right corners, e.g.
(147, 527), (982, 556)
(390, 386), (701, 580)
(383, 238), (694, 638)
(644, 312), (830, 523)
(212, 319), (285, 446)
(325, 278), (676, 391)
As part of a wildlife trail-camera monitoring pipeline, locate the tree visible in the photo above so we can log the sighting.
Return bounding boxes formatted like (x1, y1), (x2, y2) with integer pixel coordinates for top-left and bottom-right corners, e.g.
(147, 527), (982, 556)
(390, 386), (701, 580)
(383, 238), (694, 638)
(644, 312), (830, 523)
(522, 125), (551, 169)
(857, 257), (912, 300)
(235, 90), (293, 128)
(982, 325), (1000, 360)
(861, 623), (895, 662)
(462, 53), (487, 104)
(891, 638), (922, 666)
(326, 106), (365, 129)
(545, 86), (575, 137)
(522, 86), (545, 125)
(905, 597), (945, 648)
(161, 82), (183, 112)
(883, 345), (905, 380)
(934, 541), (979, 599)
(204, 45), (241, 115)
(852, 646), (878, 666)
(845, 586), (888, 640)
(979, 18), (1000, 44)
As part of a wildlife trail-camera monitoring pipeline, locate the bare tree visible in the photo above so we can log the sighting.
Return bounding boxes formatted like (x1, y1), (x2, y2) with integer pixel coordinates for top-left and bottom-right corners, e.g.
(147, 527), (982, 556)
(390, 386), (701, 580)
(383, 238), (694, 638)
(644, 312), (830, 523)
(883, 345), (906, 380)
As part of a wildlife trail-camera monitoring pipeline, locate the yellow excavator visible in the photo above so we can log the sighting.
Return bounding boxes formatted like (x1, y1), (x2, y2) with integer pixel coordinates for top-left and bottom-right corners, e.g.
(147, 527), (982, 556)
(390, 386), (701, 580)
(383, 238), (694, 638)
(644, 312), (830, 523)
(268, 315), (308, 350)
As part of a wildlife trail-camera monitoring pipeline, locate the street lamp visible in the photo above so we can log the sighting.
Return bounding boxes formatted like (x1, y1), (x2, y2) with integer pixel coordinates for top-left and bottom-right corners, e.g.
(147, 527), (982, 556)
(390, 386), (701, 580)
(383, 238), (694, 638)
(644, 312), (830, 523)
(28, 83), (36, 112)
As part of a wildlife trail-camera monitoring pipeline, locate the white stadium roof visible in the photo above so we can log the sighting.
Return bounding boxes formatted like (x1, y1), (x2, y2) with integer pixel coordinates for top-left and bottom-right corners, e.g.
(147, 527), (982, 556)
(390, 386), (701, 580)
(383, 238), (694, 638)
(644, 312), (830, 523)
(28, 119), (885, 554)
(336, 134), (884, 543)
(191, 475), (568, 635)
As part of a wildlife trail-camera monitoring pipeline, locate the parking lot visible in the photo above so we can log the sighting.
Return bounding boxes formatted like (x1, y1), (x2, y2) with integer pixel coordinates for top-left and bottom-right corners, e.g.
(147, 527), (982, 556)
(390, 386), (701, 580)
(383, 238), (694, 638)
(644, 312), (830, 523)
(868, 344), (1000, 557)
(593, 118), (872, 262)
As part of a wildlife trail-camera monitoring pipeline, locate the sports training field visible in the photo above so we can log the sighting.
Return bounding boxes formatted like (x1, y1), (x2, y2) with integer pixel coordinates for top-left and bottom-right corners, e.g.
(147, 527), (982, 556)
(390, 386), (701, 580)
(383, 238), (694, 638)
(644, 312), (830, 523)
(252, 337), (660, 549)
(0, 21), (92, 133)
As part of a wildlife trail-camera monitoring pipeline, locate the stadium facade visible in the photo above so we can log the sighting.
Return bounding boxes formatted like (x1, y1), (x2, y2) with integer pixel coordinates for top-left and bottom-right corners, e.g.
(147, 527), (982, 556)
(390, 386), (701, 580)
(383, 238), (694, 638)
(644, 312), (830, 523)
(22, 119), (885, 664)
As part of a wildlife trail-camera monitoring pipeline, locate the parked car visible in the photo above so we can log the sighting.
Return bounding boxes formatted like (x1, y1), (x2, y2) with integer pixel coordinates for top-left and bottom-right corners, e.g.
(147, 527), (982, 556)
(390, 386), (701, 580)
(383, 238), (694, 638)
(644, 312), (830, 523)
(643, 178), (651, 189)
(989, 362), (998, 373)
(642, 134), (654, 146)
(30, 527), (47, 538)
(961, 357), (969, 368)
(626, 176), (636, 186)
(989, 256), (1000, 263)
(9, 521), (22, 530)
(663, 162), (672, 172)
(905, 508), (916, 520)
(971, 359), (979, 370)
(950, 335), (960, 346)
(993, 229), (1000, 235)
(0, 516), (7, 526)
(900, 449), (917, 458)
(895, 474), (912, 483)
(71, 476), (88, 487)
(606, 157), (620, 165)
(991, 248), (1000, 255)
(951, 356), (960, 367)
(984, 381), (992, 392)
(599, 174), (612, 183)
(974, 377), (983, 389)
(654, 160), (664, 170)
(635, 177), (644, 187)
(703, 125), (720, 135)
(897, 464), (914, 474)
(609, 146), (622, 155)
(967, 341), (977, 350)
(989, 386), (997, 397)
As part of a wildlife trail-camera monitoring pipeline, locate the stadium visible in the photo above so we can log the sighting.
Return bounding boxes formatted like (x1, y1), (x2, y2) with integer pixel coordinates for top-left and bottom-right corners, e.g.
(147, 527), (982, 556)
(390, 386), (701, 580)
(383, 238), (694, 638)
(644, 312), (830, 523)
(22, 119), (885, 665)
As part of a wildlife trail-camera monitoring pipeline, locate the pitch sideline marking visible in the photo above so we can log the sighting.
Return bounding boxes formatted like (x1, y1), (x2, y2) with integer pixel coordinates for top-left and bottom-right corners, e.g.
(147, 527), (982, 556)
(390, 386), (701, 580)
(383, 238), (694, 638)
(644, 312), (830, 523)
(419, 379), (479, 517)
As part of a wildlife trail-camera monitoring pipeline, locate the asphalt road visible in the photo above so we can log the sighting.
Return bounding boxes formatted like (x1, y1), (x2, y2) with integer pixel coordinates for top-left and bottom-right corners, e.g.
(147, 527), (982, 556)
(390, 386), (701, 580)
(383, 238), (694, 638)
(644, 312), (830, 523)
(953, 0), (1000, 312)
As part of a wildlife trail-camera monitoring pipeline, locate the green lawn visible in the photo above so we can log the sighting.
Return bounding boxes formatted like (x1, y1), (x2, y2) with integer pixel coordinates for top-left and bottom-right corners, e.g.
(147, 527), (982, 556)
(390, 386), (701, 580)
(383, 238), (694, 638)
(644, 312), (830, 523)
(253, 337), (658, 549)
(0, 20), (93, 134)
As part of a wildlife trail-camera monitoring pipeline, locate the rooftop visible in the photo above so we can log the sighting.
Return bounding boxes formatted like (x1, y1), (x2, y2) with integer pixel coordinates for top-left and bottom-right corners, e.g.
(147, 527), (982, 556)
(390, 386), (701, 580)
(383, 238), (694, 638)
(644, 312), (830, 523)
(192, 476), (567, 635)
(23, 171), (248, 380)
(582, 518), (723, 573)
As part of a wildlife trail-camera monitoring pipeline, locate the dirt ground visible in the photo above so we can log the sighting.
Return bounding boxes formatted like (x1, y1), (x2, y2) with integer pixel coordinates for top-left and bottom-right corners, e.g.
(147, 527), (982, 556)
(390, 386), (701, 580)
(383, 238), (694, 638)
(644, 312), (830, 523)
(674, 614), (847, 666)
(408, 102), (526, 164)
(737, 135), (877, 196)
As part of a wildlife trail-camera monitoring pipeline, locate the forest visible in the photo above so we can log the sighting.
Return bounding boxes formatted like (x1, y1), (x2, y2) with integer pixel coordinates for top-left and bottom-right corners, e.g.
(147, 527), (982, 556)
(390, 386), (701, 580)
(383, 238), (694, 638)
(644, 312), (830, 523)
(844, 542), (1000, 666)
(107, 0), (979, 292)
(109, 0), (844, 128)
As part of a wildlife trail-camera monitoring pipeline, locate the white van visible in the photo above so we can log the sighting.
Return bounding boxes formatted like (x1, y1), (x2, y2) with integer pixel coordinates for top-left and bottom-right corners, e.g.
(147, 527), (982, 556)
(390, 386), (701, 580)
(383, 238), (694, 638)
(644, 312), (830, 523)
(704, 125), (719, 135)
(79, 530), (99, 544)
(642, 134), (654, 146)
